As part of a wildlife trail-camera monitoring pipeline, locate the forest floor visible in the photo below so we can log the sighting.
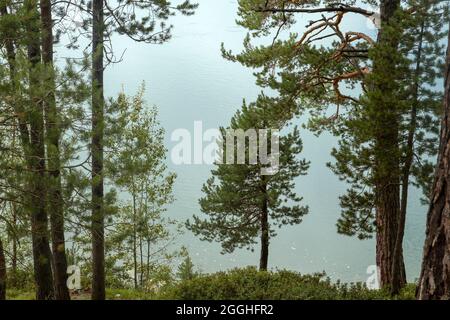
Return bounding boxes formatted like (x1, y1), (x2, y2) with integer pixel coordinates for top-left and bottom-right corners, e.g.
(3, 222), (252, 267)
(6, 288), (156, 300)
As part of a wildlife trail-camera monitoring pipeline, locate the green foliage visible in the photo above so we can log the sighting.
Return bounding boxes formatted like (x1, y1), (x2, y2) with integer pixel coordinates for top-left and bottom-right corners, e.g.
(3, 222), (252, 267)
(332, 0), (446, 237)
(223, 0), (448, 240)
(59, 86), (183, 291)
(176, 255), (199, 281)
(104, 86), (180, 289)
(5, 288), (36, 300)
(158, 267), (415, 300)
(56, 0), (198, 50)
(187, 95), (309, 254)
(106, 288), (156, 300)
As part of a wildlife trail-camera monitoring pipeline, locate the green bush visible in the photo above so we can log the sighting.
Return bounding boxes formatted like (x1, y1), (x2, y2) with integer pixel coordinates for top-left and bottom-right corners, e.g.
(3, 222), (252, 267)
(157, 267), (416, 300)
(6, 288), (35, 300)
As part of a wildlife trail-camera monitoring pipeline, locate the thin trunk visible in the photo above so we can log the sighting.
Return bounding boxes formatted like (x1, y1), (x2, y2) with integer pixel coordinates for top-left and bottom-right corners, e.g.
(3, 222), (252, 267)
(0, 238), (6, 300)
(259, 181), (269, 271)
(132, 194), (137, 289)
(373, 0), (406, 290)
(146, 239), (150, 282)
(91, 0), (105, 300)
(139, 236), (144, 287)
(25, 0), (55, 300)
(1, 4), (22, 290)
(417, 25), (450, 300)
(40, 0), (70, 300)
(145, 183), (150, 283)
(11, 203), (17, 283)
(391, 20), (425, 295)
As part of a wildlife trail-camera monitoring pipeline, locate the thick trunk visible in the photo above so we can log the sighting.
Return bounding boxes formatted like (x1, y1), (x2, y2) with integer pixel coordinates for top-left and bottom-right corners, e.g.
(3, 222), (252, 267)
(373, 0), (406, 290)
(0, 238), (6, 300)
(417, 26), (450, 300)
(91, 0), (105, 300)
(25, 0), (55, 300)
(376, 185), (404, 287)
(40, 0), (70, 300)
(259, 182), (269, 271)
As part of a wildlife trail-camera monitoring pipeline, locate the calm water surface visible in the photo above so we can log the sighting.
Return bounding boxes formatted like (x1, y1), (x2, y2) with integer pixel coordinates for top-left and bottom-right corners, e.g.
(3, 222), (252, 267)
(100, 0), (426, 283)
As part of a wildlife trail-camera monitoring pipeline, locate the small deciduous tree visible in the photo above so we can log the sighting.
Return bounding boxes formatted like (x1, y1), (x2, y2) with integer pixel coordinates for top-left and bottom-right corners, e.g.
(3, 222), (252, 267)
(105, 87), (178, 289)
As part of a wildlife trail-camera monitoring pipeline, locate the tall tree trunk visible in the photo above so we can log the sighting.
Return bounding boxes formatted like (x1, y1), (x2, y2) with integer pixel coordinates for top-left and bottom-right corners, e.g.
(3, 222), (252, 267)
(0, 238), (6, 300)
(40, 0), (70, 300)
(139, 236), (144, 287)
(1, 3), (22, 290)
(1, 3), (55, 297)
(146, 239), (150, 282)
(259, 181), (269, 271)
(11, 203), (17, 285)
(416, 25), (450, 300)
(372, 0), (406, 290)
(391, 20), (425, 295)
(25, 0), (55, 300)
(91, 0), (105, 300)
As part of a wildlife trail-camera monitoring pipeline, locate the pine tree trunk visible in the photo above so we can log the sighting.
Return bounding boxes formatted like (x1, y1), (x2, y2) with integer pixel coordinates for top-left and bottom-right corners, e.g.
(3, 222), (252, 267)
(1, 3), (55, 297)
(391, 20), (425, 296)
(11, 203), (17, 285)
(91, 0), (105, 300)
(25, 0), (55, 300)
(416, 26), (450, 300)
(259, 182), (269, 271)
(139, 236), (144, 287)
(0, 238), (6, 300)
(372, 0), (406, 290)
(1, 3), (23, 290)
(40, 0), (70, 300)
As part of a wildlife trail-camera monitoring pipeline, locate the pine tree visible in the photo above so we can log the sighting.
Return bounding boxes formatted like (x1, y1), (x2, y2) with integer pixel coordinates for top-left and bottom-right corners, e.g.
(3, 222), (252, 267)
(40, 0), (71, 300)
(23, 0), (55, 299)
(223, 0), (446, 292)
(177, 255), (197, 281)
(90, 0), (105, 300)
(1, 0), (91, 299)
(188, 95), (309, 270)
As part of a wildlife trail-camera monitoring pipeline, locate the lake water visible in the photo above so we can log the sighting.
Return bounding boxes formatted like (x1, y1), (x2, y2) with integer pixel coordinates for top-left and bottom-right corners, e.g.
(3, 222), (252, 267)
(101, 0), (427, 283)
